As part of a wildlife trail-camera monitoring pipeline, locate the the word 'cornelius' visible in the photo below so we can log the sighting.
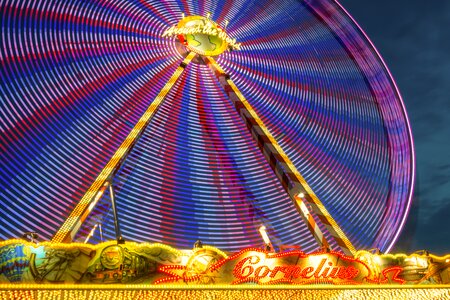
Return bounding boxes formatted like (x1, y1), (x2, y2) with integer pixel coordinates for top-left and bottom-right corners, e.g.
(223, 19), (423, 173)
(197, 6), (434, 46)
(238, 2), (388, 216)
(233, 255), (360, 282)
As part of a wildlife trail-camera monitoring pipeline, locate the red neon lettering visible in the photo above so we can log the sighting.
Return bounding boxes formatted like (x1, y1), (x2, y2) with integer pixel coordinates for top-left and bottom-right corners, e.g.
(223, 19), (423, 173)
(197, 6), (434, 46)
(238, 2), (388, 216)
(344, 266), (359, 279)
(300, 266), (314, 279)
(314, 259), (327, 278)
(283, 266), (299, 278)
(233, 255), (260, 279)
(269, 266), (284, 278)
(254, 266), (270, 279)
(292, 266), (303, 278)
(338, 266), (348, 279)
(232, 252), (366, 284)
(328, 266), (342, 278)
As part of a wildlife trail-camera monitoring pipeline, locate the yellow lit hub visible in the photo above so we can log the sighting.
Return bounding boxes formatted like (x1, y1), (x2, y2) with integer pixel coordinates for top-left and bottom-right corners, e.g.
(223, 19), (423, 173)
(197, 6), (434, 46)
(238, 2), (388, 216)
(176, 16), (229, 56)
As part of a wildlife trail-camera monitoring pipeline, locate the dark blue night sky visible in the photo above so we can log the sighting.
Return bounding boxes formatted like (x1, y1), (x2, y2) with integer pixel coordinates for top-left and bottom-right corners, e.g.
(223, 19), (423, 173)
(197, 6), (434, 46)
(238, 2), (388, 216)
(341, 0), (450, 254)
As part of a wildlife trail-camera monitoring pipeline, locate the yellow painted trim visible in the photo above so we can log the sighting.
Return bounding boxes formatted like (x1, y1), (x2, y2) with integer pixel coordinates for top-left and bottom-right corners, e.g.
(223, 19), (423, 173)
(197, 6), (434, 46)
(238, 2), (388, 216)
(0, 239), (184, 256)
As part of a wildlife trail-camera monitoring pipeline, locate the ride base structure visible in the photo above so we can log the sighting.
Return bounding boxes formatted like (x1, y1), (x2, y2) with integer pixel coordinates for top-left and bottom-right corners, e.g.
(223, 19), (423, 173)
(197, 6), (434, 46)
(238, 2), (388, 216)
(1, 13), (450, 300)
(1, 239), (450, 299)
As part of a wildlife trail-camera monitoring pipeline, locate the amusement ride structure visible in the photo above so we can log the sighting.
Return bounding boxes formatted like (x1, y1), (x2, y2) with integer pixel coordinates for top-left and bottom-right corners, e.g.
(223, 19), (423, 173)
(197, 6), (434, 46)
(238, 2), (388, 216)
(1, 0), (415, 257)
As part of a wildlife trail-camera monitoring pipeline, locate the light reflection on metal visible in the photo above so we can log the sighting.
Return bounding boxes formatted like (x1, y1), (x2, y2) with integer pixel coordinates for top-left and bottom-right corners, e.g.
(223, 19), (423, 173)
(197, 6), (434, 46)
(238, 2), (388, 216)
(258, 226), (272, 251)
(84, 224), (98, 244)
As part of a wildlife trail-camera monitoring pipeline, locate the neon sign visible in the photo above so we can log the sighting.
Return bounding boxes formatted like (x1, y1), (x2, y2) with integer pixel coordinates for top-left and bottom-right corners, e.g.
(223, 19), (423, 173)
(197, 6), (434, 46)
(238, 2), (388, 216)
(162, 15), (241, 56)
(232, 254), (361, 284)
(156, 248), (409, 285)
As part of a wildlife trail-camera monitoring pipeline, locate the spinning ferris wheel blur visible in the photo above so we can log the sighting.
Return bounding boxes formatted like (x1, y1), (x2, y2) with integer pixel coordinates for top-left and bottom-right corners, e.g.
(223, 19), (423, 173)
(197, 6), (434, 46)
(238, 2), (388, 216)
(0, 0), (414, 255)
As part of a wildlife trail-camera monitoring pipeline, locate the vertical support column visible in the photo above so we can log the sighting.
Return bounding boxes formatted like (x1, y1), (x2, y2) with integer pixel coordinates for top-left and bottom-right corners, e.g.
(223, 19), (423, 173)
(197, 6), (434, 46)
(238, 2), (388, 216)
(204, 56), (355, 256)
(109, 183), (124, 244)
(52, 52), (197, 243)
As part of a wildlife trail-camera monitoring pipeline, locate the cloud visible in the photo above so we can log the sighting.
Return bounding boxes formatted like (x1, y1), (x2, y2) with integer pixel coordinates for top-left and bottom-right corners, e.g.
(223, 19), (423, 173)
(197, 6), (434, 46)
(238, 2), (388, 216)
(414, 200), (450, 254)
(340, 0), (450, 253)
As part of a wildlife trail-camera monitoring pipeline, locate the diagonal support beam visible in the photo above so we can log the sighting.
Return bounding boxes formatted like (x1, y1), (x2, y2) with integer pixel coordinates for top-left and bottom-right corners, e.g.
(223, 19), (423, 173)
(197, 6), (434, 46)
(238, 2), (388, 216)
(203, 56), (355, 256)
(52, 52), (197, 243)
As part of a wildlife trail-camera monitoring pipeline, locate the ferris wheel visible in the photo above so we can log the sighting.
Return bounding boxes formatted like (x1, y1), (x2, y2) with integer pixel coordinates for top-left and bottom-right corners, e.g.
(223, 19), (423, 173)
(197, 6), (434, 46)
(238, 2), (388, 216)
(0, 0), (414, 255)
